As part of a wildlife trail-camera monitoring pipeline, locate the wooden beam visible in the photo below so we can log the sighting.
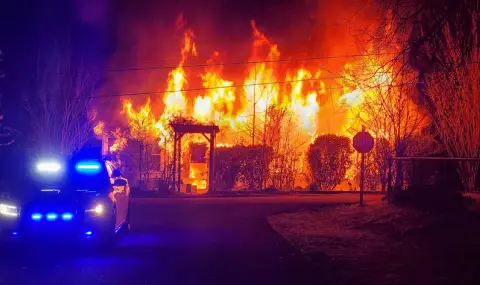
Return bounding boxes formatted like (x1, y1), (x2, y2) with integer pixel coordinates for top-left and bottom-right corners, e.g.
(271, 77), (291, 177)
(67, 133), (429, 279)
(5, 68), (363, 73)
(208, 133), (216, 193)
(172, 133), (177, 192)
(177, 134), (182, 192)
(170, 123), (219, 134)
(201, 132), (210, 142)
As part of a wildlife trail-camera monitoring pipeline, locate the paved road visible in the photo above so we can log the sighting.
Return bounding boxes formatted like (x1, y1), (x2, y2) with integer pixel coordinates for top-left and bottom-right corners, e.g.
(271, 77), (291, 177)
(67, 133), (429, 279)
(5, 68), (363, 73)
(0, 194), (380, 285)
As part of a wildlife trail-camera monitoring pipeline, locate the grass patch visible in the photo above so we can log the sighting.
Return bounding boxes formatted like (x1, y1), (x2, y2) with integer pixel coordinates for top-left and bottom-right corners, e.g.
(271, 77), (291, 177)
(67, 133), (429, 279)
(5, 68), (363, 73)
(269, 201), (480, 284)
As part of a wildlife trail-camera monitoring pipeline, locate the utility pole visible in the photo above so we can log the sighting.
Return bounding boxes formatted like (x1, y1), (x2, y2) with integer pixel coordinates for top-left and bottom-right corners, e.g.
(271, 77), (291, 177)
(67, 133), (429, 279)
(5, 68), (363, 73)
(261, 101), (268, 190)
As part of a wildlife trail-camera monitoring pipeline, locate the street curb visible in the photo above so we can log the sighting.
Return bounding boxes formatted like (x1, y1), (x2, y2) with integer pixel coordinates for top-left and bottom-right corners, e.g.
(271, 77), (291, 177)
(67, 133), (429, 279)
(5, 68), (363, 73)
(131, 191), (385, 199)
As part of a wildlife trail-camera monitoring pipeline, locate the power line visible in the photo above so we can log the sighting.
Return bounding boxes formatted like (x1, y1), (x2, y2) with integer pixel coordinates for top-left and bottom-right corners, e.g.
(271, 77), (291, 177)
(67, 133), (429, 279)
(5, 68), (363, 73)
(107, 43), (478, 73)
(91, 76), (417, 101)
(107, 51), (405, 73)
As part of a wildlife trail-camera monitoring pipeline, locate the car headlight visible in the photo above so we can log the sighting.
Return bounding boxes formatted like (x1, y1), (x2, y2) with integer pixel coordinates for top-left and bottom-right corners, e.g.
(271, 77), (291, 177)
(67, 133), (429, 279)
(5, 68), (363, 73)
(0, 203), (19, 217)
(36, 161), (62, 173)
(85, 203), (104, 215)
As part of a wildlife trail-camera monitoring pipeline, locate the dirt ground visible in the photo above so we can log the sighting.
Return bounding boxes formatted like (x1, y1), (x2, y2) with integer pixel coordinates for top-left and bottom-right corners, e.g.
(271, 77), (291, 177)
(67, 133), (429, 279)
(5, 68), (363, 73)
(268, 201), (480, 285)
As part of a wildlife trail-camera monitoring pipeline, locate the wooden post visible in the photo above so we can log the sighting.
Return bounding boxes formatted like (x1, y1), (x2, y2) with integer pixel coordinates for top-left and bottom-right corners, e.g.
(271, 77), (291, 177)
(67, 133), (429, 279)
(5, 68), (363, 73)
(209, 132), (215, 193)
(101, 134), (109, 156)
(177, 134), (182, 192)
(139, 142), (143, 189)
(173, 133), (177, 192)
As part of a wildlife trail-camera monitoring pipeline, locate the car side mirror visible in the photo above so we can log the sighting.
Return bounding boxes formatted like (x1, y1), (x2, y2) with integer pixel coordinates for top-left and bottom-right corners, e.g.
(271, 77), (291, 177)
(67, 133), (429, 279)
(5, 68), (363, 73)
(113, 179), (127, 187)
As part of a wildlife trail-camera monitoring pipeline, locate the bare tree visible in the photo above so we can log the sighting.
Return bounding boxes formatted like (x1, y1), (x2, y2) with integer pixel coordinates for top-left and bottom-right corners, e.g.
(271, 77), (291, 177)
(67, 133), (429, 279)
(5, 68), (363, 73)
(375, 0), (479, 72)
(424, 22), (480, 192)
(122, 98), (159, 188)
(348, 54), (429, 195)
(23, 40), (100, 155)
(257, 105), (306, 190)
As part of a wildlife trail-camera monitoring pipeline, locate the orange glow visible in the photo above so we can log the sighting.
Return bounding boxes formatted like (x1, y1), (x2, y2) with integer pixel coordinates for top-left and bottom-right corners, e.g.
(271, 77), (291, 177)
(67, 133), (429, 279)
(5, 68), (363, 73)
(189, 164), (207, 191)
(94, 121), (104, 136)
(113, 18), (400, 147)
(163, 18), (197, 116)
(106, 16), (401, 192)
(122, 97), (158, 140)
(110, 128), (127, 153)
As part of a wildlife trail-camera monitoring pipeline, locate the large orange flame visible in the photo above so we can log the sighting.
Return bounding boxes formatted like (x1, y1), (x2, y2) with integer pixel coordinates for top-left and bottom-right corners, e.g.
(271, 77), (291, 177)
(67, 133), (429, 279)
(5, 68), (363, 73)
(112, 17), (397, 162)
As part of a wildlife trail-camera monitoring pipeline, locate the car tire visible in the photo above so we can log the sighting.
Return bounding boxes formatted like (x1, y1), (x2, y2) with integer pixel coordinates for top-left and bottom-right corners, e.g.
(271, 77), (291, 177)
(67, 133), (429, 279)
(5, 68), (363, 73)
(124, 204), (131, 233)
(97, 206), (116, 251)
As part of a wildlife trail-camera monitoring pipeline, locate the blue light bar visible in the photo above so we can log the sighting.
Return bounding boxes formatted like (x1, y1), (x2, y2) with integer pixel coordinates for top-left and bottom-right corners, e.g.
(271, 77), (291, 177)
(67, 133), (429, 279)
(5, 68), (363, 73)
(46, 213), (58, 221)
(85, 231), (93, 236)
(31, 213), (43, 221)
(61, 212), (73, 221)
(75, 160), (102, 174)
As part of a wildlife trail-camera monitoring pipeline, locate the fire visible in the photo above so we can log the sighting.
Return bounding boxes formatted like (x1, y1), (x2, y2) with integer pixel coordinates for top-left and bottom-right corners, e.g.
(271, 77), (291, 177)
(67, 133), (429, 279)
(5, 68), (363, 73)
(339, 57), (395, 134)
(106, 15), (402, 191)
(122, 97), (158, 140)
(110, 128), (127, 153)
(163, 18), (197, 116)
(194, 54), (237, 125)
(193, 96), (212, 121)
(288, 69), (321, 135)
(111, 17), (399, 144)
(216, 143), (233, 148)
(164, 66), (188, 115)
(115, 17), (393, 148)
(94, 121), (104, 136)
(243, 21), (281, 114)
(189, 165), (207, 190)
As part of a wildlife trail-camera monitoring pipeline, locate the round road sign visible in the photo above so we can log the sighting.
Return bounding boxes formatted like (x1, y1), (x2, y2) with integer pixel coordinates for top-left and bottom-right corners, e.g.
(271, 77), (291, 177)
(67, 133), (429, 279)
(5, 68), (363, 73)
(353, 131), (374, 153)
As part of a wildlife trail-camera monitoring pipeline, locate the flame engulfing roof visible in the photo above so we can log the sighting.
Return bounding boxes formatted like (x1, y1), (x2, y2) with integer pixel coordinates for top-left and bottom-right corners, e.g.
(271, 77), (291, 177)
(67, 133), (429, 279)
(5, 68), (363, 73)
(169, 115), (219, 134)
(170, 123), (219, 135)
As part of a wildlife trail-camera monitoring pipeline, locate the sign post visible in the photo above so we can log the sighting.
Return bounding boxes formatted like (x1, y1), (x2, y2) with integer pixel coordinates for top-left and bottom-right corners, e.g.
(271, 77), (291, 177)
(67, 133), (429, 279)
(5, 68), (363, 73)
(352, 126), (374, 206)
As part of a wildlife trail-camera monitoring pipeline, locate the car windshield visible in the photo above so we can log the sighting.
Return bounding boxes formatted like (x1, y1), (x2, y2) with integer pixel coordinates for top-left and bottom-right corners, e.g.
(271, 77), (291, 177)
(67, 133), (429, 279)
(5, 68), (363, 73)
(28, 158), (111, 194)
(66, 159), (111, 191)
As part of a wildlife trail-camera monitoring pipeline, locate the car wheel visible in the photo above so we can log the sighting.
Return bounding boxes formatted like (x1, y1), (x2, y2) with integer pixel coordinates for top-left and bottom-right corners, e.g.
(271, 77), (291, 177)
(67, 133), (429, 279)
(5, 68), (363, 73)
(97, 206), (116, 250)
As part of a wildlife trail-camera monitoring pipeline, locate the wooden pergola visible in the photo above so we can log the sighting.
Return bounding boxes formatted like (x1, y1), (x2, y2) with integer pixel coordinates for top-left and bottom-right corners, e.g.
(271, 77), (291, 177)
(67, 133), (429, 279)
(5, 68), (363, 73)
(170, 123), (220, 193)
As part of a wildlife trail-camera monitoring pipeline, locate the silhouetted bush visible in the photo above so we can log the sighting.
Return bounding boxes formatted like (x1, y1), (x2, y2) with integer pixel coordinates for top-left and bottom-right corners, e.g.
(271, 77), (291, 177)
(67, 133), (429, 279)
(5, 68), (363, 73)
(309, 182), (319, 192)
(264, 185), (277, 192)
(215, 145), (272, 190)
(308, 134), (353, 190)
(394, 185), (475, 212)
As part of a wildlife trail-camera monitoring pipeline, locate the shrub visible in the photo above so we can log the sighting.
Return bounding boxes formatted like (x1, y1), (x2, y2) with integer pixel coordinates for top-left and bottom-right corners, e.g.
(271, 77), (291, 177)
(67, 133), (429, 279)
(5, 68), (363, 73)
(394, 185), (475, 212)
(215, 145), (272, 190)
(308, 134), (353, 190)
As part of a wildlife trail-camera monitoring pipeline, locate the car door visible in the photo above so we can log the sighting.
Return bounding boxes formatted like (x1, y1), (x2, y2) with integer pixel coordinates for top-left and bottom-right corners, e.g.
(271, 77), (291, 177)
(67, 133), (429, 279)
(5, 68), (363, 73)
(109, 165), (128, 228)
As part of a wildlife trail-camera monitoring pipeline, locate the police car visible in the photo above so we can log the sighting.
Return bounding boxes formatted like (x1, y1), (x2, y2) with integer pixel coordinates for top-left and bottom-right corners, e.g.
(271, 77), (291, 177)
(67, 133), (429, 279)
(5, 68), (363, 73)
(0, 151), (130, 246)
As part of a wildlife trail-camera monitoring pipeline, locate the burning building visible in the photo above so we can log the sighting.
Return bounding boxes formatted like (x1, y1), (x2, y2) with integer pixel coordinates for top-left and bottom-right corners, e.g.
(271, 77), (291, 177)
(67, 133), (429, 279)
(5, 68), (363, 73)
(95, 1), (406, 192)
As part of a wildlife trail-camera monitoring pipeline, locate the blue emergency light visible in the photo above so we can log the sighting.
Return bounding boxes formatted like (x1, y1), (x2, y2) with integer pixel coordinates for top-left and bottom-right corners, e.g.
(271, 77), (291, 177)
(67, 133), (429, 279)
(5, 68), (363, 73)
(75, 160), (102, 174)
(46, 213), (58, 221)
(61, 212), (73, 221)
(31, 213), (43, 221)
